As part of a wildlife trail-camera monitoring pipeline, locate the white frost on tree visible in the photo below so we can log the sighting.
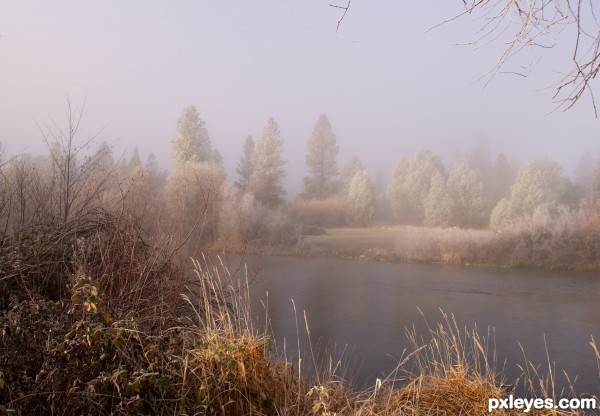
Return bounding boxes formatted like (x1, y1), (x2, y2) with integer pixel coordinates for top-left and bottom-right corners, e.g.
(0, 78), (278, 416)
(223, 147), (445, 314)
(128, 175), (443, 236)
(171, 105), (212, 166)
(387, 150), (445, 224)
(248, 118), (287, 208)
(510, 159), (567, 217)
(424, 171), (454, 228)
(446, 158), (487, 228)
(340, 155), (364, 196)
(300, 114), (339, 200)
(490, 197), (515, 230)
(347, 169), (375, 226)
(234, 135), (255, 192)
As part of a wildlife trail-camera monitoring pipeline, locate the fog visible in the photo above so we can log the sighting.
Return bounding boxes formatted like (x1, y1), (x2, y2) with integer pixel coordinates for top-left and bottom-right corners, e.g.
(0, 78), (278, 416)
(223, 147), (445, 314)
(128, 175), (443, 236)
(1, 1), (599, 197)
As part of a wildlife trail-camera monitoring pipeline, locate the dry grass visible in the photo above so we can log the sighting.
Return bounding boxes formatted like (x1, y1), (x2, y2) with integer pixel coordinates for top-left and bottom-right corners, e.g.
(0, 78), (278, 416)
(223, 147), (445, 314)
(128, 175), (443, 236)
(2, 247), (598, 414)
(300, 211), (600, 271)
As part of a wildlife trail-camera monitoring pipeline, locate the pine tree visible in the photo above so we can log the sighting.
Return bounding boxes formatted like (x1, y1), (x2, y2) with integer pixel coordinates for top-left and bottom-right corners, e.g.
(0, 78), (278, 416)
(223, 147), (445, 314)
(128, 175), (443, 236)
(299, 114), (339, 200)
(171, 105), (212, 166)
(234, 135), (255, 192)
(145, 152), (159, 174)
(129, 146), (142, 169)
(248, 118), (287, 208)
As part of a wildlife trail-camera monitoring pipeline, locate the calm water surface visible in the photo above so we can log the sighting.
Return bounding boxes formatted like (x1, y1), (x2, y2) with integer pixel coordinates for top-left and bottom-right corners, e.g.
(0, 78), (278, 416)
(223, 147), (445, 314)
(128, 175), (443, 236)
(225, 255), (600, 396)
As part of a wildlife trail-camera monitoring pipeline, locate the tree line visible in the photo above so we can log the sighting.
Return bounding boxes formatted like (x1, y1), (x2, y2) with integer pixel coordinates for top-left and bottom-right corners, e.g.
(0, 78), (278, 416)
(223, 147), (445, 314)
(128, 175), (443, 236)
(2, 103), (600, 251)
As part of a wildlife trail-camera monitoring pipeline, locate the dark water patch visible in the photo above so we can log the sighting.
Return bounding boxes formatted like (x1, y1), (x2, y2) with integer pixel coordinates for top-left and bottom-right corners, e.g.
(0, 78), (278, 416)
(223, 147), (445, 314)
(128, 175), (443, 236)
(223, 254), (600, 396)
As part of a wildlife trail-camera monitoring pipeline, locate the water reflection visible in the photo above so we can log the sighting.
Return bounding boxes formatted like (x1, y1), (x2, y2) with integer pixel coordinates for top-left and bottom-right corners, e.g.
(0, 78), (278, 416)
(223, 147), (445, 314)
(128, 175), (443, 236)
(224, 254), (600, 396)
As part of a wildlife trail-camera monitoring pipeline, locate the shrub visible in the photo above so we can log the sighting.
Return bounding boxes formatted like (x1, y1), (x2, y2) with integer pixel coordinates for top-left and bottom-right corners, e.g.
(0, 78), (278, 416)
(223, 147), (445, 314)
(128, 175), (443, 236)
(287, 197), (352, 227)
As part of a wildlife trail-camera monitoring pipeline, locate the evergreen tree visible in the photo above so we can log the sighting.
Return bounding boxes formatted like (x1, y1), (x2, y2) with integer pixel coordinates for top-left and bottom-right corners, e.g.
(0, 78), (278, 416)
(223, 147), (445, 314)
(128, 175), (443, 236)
(347, 169), (375, 226)
(171, 105), (212, 166)
(145, 152), (159, 174)
(248, 118), (287, 208)
(129, 146), (142, 169)
(145, 152), (164, 194)
(299, 114), (339, 200)
(234, 135), (255, 192)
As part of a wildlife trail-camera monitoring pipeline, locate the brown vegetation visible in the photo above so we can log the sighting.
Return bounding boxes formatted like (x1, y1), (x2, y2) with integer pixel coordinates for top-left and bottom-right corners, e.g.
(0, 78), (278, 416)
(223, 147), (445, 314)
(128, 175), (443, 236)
(288, 197), (352, 228)
(300, 205), (600, 271)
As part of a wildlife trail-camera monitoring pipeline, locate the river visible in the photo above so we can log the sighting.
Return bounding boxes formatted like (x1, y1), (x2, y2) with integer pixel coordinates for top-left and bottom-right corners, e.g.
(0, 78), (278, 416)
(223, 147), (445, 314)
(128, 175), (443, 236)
(223, 254), (600, 396)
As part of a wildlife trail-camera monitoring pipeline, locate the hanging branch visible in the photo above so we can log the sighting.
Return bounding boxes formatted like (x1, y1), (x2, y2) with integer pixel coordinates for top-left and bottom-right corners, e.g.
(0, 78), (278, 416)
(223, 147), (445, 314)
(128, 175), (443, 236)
(330, 0), (352, 33)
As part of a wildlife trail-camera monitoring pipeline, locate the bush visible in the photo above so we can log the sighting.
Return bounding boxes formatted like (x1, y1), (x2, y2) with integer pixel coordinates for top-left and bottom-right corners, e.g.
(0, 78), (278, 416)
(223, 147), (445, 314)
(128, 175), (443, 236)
(288, 197), (352, 227)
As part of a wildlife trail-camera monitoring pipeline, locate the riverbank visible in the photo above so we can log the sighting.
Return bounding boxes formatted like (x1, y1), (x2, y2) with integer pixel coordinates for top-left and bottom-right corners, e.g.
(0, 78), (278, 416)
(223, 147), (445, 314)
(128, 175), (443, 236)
(1, 209), (597, 414)
(212, 222), (600, 272)
(3, 254), (597, 414)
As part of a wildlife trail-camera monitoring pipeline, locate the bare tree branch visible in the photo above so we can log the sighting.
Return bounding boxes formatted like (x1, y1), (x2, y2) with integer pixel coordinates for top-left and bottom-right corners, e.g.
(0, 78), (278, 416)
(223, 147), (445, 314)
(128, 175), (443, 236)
(335, 1), (600, 115)
(330, 0), (352, 33)
(450, 0), (600, 116)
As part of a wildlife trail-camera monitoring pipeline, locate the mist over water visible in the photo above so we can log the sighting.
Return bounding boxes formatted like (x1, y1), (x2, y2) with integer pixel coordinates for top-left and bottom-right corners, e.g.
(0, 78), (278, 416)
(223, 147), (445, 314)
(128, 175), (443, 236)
(236, 255), (600, 396)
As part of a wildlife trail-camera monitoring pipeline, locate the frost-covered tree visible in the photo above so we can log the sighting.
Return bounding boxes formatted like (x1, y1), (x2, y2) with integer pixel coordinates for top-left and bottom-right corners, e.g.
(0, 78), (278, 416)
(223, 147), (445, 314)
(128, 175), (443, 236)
(490, 197), (515, 230)
(248, 118), (287, 208)
(387, 150), (445, 224)
(387, 157), (412, 222)
(424, 172), (454, 228)
(299, 114), (339, 200)
(234, 135), (255, 192)
(347, 169), (375, 226)
(510, 159), (568, 217)
(446, 158), (486, 228)
(340, 155), (364, 196)
(171, 105), (212, 166)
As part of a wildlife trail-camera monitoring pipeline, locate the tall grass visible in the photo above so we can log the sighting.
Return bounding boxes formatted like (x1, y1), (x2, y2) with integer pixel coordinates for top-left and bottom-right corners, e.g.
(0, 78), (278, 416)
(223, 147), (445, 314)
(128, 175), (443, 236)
(2, 243), (598, 414)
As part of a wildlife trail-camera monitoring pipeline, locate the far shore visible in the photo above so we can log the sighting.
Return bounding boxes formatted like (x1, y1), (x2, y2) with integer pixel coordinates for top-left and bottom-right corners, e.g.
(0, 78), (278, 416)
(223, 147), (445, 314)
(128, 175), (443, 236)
(211, 225), (600, 272)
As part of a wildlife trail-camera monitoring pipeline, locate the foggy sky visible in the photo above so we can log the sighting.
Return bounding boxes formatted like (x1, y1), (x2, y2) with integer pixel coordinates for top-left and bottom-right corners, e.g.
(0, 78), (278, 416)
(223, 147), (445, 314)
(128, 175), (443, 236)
(1, 1), (599, 197)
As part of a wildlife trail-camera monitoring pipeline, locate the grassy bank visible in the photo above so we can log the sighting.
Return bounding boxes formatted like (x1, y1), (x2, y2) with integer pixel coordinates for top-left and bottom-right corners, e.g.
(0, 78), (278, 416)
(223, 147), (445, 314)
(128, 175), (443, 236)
(293, 213), (600, 271)
(2, 216), (598, 414)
